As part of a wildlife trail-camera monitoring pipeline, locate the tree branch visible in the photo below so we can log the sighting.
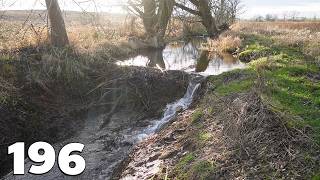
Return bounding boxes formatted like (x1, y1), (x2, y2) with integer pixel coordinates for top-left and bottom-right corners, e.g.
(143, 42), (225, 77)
(128, 0), (144, 17)
(175, 3), (201, 16)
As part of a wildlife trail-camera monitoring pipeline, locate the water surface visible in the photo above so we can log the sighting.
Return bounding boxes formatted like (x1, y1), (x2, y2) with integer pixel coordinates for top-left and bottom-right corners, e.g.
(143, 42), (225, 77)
(117, 40), (246, 76)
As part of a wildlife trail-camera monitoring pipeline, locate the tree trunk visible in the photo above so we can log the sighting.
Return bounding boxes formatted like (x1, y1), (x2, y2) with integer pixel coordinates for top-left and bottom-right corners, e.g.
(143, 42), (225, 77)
(147, 0), (175, 48)
(198, 0), (219, 38)
(128, 0), (175, 49)
(157, 0), (175, 38)
(142, 0), (157, 36)
(45, 0), (69, 47)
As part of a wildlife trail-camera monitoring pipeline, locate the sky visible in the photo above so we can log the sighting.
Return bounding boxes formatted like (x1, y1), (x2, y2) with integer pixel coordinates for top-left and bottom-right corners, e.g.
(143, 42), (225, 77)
(1, 0), (320, 19)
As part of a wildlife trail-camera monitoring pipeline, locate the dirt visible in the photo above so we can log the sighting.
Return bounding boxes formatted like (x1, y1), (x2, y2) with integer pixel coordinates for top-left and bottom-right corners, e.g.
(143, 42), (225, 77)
(0, 61), (87, 176)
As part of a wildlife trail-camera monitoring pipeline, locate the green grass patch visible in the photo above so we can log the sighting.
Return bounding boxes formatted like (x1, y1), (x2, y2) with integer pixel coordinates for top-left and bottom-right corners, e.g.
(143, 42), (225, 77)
(239, 44), (272, 61)
(192, 160), (216, 180)
(312, 174), (320, 180)
(174, 154), (216, 180)
(208, 69), (257, 96)
(240, 32), (320, 144)
(265, 65), (320, 142)
(198, 132), (212, 142)
(0, 54), (15, 62)
(174, 153), (196, 179)
(192, 109), (204, 123)
(215, 79), (254, 96)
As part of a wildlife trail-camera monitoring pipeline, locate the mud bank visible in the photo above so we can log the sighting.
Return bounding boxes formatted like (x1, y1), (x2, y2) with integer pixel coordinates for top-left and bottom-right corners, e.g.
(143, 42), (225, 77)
(0, 55), (191, 178)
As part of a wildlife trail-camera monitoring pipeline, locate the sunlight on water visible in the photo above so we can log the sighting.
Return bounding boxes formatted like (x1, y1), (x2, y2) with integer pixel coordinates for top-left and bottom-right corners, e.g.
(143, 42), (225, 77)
(200, 54), (246, 76)
(116, 55), (150, 66)
(116, 40), (246, 76)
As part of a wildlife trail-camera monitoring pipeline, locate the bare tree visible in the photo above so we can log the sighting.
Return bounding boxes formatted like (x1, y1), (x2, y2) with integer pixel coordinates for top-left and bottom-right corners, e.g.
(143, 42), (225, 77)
(128, 0), (175, 49)
(176, 0), (241, 38)
(45, 0), (69, 47)
(288, 11), (300, 21)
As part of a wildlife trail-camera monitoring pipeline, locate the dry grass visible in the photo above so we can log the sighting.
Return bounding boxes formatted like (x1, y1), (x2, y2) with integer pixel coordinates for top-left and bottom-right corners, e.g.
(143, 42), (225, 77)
(207, 35), (242, 53)
(0, 77), (17, 104)
(237, 21), (320, 32)
(0, 17), (140, 97)
(0, 15), (141, 53)
(233, 21), (320, 60)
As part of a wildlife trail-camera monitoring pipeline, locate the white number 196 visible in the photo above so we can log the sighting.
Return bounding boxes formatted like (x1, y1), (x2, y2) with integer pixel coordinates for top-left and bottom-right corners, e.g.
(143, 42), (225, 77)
(8, 142), (85, 176)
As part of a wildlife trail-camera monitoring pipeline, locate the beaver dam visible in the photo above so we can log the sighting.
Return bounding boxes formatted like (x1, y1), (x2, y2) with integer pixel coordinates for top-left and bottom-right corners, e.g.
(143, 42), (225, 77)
(2, 40), (246, 180)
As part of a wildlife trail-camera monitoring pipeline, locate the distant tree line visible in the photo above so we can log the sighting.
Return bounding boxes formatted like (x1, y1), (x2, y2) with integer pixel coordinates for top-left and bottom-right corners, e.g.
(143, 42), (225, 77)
(253, 11), (319, 22)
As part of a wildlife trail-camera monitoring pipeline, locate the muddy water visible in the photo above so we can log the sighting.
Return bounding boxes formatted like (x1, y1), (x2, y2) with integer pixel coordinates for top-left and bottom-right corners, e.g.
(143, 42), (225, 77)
(4, 40), (245, 180)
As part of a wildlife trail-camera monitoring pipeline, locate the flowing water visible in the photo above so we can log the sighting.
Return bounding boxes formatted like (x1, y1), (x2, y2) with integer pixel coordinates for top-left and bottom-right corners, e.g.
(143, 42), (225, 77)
(117, 39), (245, 143)
(4, 40), (245, 180)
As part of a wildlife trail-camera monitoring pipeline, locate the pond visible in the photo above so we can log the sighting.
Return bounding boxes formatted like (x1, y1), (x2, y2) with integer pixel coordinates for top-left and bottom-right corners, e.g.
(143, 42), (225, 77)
(117, 40), (246, 76)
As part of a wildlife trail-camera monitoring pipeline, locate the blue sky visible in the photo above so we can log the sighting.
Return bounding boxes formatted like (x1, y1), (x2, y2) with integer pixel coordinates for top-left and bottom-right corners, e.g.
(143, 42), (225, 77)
(1, 0), (320, 19)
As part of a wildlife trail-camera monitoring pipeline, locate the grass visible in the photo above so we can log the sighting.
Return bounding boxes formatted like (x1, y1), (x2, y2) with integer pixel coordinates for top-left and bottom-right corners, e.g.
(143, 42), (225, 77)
(192, 109), (204, 123)
(192, 160), (216, 180)
(238, 44), (272, 62)
(208, 69), (257, 96)
(237, 33), (320, 143)
(174, 153), (216, 180)
(237, 21), (320, 32)
(207, 35), (242, 53)
(215, 78), (255, 96)
(198, 132), (212, 142)
(313, 174), (320, 180)
(173, 22), (319, 178)
(174, 153), (196, 179)
(230, 24), (320, 142)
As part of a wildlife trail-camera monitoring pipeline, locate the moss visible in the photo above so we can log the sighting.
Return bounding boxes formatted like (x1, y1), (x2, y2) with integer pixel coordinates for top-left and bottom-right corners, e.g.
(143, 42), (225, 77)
(174, 153), (196, 179)
(198, 132), (212, 142)
(196, 51), (210, 73)
(240, 32), (320, 144)
(192, 109), (204, 123)
(215, 79), (254, 96)
(206, 69), (257, 96)
(312, 174), (320, 180)
(192, 160), (216, 180)
(208, 107), (214, 115)
(174, 154), (216, 180)
(0, 54), (15, 62)
(261, 61), (320, 141)
(239, 44), (272, 62)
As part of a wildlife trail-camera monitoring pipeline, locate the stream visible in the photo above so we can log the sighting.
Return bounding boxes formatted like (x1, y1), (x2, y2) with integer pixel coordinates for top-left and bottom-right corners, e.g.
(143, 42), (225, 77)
(4, 39), (245, 180)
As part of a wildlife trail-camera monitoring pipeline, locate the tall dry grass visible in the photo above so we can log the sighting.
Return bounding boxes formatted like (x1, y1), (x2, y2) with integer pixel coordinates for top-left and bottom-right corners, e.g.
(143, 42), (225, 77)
(233, 21), (320, 60)
(207, 35), (241, 53)
(237, 21), (320, 32)
(0, 17), (141, 91)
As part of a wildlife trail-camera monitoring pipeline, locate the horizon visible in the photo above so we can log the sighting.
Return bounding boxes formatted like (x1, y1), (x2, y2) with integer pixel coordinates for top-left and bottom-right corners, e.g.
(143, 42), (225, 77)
(1, 0), (320, 19)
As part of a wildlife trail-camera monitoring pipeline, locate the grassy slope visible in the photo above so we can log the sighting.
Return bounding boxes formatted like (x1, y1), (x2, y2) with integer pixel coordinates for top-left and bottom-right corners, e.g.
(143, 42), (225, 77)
(169, 32), (320, 179)
(240, 33), (320, 142)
